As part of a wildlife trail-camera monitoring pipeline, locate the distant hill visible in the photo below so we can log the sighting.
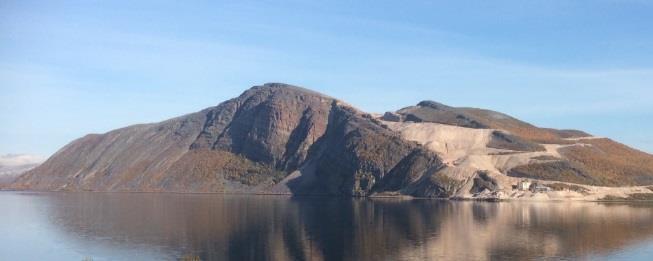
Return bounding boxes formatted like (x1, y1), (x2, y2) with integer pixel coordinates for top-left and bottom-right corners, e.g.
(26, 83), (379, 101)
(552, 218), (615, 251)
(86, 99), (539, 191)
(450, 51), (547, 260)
(0, 154), (45, 184)
(8, 83), (653, 200)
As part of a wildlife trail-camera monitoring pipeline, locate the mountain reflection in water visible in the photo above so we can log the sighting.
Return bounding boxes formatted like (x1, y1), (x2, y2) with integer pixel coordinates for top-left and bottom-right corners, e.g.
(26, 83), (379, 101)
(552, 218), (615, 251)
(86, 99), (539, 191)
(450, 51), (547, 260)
(1, 192), (653, 260)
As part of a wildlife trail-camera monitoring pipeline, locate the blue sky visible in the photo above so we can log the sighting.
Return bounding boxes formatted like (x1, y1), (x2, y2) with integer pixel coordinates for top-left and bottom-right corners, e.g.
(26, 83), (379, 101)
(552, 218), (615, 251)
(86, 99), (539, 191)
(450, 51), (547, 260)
(1, 0), (652, 156)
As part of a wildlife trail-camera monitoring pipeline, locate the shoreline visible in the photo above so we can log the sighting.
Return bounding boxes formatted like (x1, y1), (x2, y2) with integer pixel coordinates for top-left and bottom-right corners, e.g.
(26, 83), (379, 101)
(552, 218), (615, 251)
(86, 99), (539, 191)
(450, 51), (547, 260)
(3, 188), (653, 203)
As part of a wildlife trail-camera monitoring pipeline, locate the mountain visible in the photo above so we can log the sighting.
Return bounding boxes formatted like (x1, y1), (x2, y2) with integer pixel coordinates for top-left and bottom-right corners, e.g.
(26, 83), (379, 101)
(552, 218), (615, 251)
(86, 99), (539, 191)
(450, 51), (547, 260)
(0, 154), (45, 184)
(7, 83), (653, 200)
(389, 101), (653, 187)
(9, 84), (444, 196)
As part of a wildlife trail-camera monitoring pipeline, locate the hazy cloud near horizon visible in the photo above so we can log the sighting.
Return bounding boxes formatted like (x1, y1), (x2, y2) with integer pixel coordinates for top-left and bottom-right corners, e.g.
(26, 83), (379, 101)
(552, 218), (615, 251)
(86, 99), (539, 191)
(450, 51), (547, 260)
(1, 0), (652, 156)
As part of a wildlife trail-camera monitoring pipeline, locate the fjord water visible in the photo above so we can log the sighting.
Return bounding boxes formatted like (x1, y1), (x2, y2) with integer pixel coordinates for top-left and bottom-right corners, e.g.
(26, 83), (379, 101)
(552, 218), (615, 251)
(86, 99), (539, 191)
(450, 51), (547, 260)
(1, 192), (653, 260)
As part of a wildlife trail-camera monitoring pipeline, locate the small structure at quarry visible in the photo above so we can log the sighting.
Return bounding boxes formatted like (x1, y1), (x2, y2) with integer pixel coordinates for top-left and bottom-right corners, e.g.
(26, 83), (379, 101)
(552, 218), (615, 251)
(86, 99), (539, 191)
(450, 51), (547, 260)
(517, 180), (532, 191)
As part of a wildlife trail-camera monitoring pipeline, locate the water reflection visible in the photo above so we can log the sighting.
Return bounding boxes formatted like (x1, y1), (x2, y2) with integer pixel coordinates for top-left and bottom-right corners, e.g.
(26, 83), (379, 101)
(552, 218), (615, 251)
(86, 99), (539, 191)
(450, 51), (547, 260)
(5, 192), (653, 260)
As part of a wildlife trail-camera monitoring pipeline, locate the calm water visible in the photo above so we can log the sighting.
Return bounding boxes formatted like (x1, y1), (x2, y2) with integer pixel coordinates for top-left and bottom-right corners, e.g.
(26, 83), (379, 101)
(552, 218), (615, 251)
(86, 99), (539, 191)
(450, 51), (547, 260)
(1, 192), (653, 260)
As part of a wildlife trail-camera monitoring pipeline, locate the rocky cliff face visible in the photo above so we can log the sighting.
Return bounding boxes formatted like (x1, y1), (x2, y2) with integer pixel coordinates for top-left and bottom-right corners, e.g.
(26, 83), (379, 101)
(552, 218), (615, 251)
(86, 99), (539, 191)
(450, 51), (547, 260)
(8, 83), (653, 199)
(190, 84), (334, 171)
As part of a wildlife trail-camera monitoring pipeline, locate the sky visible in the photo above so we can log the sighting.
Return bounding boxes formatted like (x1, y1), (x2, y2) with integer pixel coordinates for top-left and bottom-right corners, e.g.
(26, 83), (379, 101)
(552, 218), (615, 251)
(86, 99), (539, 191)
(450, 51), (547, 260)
(1, 0), (652, 157)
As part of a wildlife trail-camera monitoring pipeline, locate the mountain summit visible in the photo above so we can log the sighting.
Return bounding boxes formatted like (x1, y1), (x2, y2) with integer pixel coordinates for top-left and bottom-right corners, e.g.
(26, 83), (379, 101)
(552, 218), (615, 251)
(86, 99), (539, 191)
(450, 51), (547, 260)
(8, 83), (653, 200)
